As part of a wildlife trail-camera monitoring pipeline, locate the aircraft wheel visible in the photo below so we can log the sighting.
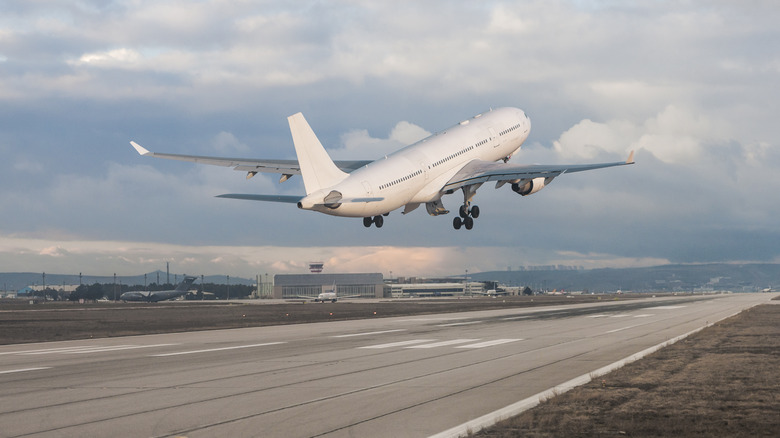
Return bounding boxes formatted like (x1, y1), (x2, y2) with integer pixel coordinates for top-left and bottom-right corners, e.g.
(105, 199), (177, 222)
(363, 217), (373, 227)
(459, 205), (469, 218)
(464, 216), (474, 230)
(470, 205), (480, 218)
(453, 216), (462, 230)
(374, 215), (384, 228)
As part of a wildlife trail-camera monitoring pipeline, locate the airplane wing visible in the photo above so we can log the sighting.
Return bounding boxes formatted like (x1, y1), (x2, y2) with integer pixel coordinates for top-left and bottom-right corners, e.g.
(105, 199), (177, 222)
(130, 141), (371, 178)
(442, 151), (635, 193)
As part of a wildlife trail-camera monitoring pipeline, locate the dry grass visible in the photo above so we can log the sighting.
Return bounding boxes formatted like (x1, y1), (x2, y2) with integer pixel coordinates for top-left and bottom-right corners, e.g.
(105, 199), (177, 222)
(476, 303), (780, 437)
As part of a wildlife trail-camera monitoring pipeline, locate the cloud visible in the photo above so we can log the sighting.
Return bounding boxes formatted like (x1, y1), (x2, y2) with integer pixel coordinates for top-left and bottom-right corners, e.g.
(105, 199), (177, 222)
(553, 105), (730, 164)
(72, 48), (141, 67)
(39, 246), (69, 257)
(1, 1), (779, 277)
(330, 121), (431, 159)
(211, 131), (250, 154)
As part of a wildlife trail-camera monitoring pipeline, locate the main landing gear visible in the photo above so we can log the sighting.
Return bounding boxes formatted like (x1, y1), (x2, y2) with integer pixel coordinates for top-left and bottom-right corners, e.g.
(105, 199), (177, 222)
(363, 213), (389, 228)
(453, 204), (480, 230)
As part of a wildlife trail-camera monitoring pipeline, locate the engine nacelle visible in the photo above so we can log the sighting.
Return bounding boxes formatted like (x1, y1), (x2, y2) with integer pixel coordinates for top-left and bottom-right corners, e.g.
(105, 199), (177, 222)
(511, 177), (551, 196)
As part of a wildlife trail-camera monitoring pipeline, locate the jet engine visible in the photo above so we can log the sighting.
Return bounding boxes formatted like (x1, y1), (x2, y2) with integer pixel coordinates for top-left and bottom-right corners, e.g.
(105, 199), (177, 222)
(511, 177), (552, 196)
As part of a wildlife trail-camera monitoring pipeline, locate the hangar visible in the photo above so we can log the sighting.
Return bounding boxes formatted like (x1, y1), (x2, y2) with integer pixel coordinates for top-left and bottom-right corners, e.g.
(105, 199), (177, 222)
(273, 273), (384, 299)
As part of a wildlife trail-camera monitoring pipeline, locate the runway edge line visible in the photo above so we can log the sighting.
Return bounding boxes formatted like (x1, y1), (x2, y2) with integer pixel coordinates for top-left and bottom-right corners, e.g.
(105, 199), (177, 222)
(428, 302), (764, 438)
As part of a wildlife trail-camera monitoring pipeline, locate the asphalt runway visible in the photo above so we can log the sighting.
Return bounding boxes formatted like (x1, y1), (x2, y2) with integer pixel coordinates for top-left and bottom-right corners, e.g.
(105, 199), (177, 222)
(0, 293), (773, 437)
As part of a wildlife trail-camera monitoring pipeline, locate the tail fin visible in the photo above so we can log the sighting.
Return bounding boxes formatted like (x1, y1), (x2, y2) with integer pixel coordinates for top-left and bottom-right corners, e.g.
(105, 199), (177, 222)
(288, 113), (348, 195)
(176, 276), (197, 291)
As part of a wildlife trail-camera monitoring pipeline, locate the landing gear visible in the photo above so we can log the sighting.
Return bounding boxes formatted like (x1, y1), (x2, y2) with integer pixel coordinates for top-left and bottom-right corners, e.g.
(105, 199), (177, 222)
(453, 204), (479, 230)
(363, 215), (385, 228)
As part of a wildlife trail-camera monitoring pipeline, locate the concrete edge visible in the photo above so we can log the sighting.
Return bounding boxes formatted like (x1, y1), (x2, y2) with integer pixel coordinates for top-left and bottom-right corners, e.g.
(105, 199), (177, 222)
(429, 303), (763, 438)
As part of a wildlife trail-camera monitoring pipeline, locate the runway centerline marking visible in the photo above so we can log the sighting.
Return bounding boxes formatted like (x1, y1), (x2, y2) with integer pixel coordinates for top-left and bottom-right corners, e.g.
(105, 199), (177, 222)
(4, 344), (179, 356)
(456, 339), (521, 349)
(0, 367), (52, 375)
(396, 317), (468, 322)
(331, 329), (406, 338)
(359, 339), (436, 349)
(501, 316), (530, 320)
(64, 344), (179, 354)
(407, 339), (480, 349)
(437, 321), (482, 327)
(151, 342), (286, 357)
(606, 325), (639, 334)
(647, 305), (686, 310)
(633, 314), (653, 318)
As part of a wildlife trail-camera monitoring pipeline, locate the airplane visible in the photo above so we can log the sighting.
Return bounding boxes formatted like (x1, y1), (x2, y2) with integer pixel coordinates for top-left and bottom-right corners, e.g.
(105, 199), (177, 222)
(297, 284), (361, 303)
(120, 276), (197, 302)
(130, 107), (634, 230)
(472, 289), (510, 297)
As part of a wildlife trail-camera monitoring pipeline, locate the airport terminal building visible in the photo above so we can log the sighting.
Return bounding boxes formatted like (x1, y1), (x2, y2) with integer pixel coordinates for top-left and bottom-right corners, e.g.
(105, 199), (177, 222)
(273, 273), (384, 299)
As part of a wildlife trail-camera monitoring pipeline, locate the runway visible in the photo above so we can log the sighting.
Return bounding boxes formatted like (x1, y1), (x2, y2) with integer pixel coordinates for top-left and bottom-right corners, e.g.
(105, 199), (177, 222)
(0, 293), (773, 437)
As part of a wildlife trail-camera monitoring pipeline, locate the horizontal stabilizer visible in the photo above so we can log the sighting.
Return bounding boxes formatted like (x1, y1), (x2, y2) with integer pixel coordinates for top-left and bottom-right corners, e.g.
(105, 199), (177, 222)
(217, 194), (302, 203)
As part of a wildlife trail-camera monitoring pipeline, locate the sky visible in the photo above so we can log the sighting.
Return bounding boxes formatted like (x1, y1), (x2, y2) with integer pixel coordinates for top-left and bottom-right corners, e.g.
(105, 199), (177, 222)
(1, 0), (779, 280)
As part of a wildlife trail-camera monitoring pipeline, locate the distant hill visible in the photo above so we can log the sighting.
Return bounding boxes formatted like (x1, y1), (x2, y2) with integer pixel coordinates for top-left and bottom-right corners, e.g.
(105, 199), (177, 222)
(470, 263), (780, 293)
(0, 271), (256, 291)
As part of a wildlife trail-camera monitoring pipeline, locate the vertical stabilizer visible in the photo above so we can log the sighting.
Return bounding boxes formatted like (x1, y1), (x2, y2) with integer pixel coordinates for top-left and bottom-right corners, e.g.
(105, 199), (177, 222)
(288, 113), (348, 194)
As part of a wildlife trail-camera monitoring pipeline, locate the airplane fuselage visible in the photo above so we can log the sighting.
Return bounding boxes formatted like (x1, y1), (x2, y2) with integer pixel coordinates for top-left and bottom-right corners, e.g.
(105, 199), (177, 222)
(298, 107), (530, 217)
(314, 292), (337, 303)
(120, 290), (187, 302)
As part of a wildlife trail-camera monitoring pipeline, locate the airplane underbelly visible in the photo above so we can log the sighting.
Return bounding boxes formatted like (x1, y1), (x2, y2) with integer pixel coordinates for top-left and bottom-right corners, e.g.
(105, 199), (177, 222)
(330, 187), (415, 217)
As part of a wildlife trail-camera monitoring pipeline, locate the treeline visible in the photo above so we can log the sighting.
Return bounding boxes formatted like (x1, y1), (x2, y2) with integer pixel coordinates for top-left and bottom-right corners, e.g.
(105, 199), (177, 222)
(30, 282), (256, 301)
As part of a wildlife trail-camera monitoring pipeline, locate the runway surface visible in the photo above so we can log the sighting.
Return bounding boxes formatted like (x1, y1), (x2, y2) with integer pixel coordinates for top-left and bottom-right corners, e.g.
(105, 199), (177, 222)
(0, 293), (773, 437)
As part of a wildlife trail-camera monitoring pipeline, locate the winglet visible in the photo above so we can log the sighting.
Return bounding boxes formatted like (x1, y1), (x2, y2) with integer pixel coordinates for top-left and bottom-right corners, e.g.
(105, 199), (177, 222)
(626, 150), (635, 164)
(130, 141), (151, 156)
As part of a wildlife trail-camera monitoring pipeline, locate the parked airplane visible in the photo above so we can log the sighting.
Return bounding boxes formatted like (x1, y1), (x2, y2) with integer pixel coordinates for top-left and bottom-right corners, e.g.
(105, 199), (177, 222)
(297, 284), (361, 303)
(472, 289), (509, 297)
(120, 276), (197, 302)
(130, 107), (634, 230)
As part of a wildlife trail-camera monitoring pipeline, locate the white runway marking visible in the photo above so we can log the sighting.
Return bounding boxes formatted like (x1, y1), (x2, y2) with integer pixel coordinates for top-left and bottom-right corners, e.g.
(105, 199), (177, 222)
(64, 344), (179, 354)
(437, 321), (482, 327)
(587, 314), (609, 318)
(395, 317), (468, 322)
(647, 305), (686, 310)
(606, 325), (639, 334)
(0, 367), (52, 375)
(501, 316), (530, 320)
(610, 314), (632, 318)
(406, 339), (480, 349)
(331, 329), (406, 338)
(359, 339), (436, 349)
(151, 342), (286, 357)
(455, 339), (521, 349)
(3, 344), (178, 356)
(633, 314), (653, 318)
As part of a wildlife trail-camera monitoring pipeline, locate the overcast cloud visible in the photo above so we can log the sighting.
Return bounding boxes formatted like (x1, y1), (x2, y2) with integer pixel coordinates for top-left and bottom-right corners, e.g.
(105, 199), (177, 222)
(1, 1), (779, 279)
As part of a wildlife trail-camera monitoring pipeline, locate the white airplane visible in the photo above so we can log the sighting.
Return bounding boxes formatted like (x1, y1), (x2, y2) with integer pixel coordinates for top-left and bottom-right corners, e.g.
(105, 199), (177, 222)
(297, 284), (360, 303)
(130, 107), (634, 230)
